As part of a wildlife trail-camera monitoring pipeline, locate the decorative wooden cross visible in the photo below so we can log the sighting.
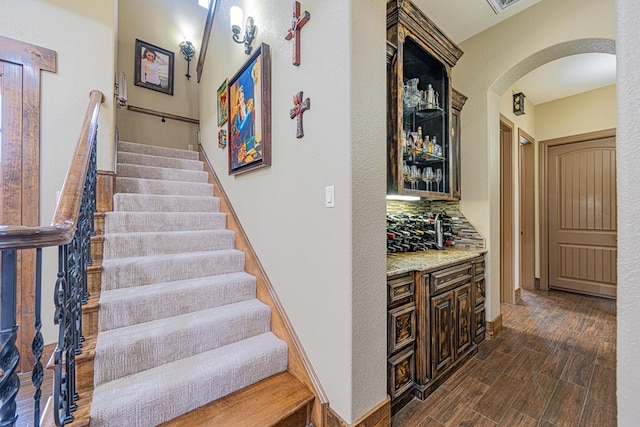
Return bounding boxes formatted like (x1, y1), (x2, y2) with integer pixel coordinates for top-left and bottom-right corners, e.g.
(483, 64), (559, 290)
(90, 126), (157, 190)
(284, 1), (310, 66)
(290, 91), (310, 138)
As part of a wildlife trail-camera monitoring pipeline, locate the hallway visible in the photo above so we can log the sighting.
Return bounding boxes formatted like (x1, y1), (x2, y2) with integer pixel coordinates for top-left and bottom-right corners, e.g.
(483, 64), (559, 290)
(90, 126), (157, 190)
(392, 289), (616, 426)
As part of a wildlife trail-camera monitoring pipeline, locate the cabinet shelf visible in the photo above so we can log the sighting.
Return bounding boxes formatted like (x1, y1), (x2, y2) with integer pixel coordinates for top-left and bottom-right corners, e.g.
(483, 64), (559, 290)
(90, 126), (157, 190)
(403, 107), (444, 123)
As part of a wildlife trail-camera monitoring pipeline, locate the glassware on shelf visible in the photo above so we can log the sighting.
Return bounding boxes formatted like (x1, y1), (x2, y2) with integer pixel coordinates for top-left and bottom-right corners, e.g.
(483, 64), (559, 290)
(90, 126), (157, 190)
(434, 168), (442, 192)
(409, 165), (421, 190)
(422, 167), (433, 191)
(403, 161), (411, 185)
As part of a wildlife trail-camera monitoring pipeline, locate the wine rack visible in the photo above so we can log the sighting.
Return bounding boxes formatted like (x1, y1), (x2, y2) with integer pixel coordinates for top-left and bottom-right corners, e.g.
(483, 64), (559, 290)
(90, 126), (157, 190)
(387, 212), (455, 253)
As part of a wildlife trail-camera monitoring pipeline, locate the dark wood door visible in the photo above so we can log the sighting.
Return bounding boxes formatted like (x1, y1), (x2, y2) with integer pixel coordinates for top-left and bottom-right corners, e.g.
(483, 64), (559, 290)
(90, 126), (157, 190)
(431, 291), (454, 377)
(1, 36), (56, 371)
(548, 136), (617, 298)
(454, 283), (472, 357)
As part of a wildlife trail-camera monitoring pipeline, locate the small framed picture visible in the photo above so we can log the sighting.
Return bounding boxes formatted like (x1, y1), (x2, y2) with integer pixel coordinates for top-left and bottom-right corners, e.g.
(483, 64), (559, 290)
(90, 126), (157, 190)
(217, 79), (229, 126)
(134, 39), (174, 95)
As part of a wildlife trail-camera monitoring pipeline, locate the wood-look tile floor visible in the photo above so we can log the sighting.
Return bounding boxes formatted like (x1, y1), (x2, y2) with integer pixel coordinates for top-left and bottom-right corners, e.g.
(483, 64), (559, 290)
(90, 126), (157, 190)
(392, 289), (617, 427)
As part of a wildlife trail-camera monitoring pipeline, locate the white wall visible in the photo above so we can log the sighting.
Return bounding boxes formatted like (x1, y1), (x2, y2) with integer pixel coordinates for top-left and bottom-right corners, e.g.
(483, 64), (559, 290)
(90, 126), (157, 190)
(0, 0), (116, 344)
(616, 0), (640, 423)
(116, 0), (206, 149)
(454, 0), (616, 321)
(198, 0), (387, 422)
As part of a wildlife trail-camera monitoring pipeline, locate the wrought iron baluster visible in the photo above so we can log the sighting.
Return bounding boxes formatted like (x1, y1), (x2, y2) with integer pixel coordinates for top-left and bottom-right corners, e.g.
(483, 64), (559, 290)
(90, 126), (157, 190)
(32, 248), (44, 427)
(0, 250), (20, 427)
(53, 245), (74, 426)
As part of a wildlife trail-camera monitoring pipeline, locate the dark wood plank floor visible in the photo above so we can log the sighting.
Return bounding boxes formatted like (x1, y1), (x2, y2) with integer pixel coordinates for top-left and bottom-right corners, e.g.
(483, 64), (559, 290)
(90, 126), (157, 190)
(392, 289), (616, 427)
(16, 365), (53, 427)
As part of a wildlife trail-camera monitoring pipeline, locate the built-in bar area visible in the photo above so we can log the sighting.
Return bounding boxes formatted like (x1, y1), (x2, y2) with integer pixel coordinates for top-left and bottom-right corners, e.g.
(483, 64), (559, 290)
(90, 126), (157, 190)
(386, 0), (487, 414)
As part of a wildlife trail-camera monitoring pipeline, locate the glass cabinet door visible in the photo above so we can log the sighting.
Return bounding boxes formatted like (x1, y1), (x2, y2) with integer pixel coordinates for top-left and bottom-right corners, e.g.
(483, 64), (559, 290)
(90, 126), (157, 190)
(398, 37), (452, 199)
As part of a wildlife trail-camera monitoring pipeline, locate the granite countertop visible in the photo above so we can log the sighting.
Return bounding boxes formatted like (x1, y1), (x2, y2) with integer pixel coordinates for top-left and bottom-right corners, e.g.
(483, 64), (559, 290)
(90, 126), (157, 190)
(387, 248), (486, 276)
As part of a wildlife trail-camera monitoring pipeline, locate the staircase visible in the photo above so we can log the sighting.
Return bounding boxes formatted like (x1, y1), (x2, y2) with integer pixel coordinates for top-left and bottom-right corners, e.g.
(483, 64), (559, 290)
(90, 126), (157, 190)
(77, 141), (314, 426)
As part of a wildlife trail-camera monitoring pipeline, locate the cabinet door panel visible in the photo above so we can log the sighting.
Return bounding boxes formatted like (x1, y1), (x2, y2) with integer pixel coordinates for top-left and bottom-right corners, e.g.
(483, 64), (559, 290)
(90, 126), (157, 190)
(388, 347), (415, 400)
(431, 291), (454, 376)
(475, 275), (485, 306)
(475, 305), (486, 344)
(388, 303), (416, 354)
(455, 283), (472, 356)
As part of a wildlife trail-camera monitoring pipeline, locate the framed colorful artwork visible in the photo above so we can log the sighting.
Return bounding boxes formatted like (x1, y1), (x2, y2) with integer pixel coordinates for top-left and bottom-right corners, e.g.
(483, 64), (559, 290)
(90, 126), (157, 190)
(134, 39), (174, 95)
(217, 79), (229, 126)
(228, 43), (271, 175)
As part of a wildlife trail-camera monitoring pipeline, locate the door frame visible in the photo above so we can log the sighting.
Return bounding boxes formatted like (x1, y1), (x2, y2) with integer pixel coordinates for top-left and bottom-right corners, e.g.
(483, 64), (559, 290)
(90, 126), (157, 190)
(538, 128), (616, 291)
(500, 114), (515, 303)
(518, 129), (535, 291)
(0, 35), (56, 372)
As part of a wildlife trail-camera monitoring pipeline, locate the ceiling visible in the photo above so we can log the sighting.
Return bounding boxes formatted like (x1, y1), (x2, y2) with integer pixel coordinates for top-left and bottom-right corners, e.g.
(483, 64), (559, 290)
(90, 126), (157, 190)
(412, 0), (617, 105)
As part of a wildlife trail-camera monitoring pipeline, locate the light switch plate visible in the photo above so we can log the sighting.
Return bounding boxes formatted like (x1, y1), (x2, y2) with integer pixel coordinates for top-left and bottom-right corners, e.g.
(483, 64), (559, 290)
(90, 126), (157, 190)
(325, 185), (335, 208)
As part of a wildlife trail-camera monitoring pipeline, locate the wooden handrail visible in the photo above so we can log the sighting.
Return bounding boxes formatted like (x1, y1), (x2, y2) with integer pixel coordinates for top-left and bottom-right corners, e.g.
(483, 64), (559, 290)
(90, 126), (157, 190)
(127, 105), (199, 125)
(0, 90), (105, 250)
(196, 0), (218, 83)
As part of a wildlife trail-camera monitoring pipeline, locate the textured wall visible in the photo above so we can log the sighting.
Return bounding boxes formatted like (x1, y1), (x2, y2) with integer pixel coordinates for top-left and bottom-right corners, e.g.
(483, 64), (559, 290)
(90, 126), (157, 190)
(197, 1), (387, 422)
(616, 0), (640, 422)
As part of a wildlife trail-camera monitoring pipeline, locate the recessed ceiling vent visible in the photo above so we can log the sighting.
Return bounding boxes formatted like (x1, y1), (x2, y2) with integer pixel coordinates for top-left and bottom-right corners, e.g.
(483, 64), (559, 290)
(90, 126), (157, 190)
(486, 0), (523, 14)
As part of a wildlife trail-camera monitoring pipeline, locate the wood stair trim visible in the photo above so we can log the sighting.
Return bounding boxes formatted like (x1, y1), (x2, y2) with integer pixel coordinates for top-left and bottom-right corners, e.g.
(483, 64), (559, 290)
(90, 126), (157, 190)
(199, 146), (329, 427)
(160, 371), (314, 427)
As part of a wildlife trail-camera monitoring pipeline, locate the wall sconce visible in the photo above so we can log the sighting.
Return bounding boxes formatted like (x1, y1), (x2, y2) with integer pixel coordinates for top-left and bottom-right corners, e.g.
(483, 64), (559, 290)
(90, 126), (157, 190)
(513, 92), (525, 116)
(179, 40), (195, 80)
(230, 6), (257, 55)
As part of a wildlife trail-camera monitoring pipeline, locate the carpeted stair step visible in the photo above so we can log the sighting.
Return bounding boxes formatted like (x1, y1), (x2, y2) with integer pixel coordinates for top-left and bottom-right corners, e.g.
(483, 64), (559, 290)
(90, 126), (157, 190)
(90, 332), (288, 427)
(101, 250), (245, 290)
(118, 151), (204, 171)
(117, 163), (209, 183)
(94, 299), (273, 386)
(104, 211), (227, 233)
(116, 177), (213, 197)
(98, 272), (257, 332)
(118, 140), (200, 161)
(103, 229), (235, 259)
(113, 193), (220, 212)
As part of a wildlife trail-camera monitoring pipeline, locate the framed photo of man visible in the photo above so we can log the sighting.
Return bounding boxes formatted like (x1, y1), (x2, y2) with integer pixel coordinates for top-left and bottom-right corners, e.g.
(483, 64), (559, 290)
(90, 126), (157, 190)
(134, 39), (174, 95)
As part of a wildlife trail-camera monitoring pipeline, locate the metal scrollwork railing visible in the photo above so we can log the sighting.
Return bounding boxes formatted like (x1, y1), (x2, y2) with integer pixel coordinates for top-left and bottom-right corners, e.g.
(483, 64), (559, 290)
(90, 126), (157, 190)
(0, 90), (104, 427)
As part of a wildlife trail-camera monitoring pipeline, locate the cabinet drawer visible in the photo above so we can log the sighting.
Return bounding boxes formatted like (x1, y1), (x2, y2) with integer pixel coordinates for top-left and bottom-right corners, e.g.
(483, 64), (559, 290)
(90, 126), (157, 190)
(388, 303), (416, 354)
(475, 305), (486, 344)
(388, 274), (414, 306)
(430, 262), (472, 295)
(473, 259), (485, 276)
(474, 275), (485, 306)
(388, 347), (415, 400)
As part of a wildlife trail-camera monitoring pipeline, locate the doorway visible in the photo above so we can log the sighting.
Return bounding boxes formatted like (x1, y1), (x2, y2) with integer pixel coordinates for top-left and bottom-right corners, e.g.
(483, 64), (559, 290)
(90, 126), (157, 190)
(518, 129), (535, 291)
(540, 129), (617, 298)
(0, 35), (56, 371)
(500, 115), (515, 304)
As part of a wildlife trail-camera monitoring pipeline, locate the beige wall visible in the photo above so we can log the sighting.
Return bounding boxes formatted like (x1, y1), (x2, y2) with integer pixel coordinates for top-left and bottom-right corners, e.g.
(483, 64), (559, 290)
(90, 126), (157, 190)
(499, 87), (536, 291)
(617, 0), (640, 422)
(0, 0), (116, 344)
(116, 0), (206, 149)
(536, 84), (616, 142)
(198, 1), (387, 422)
(454, 0), (616, 320)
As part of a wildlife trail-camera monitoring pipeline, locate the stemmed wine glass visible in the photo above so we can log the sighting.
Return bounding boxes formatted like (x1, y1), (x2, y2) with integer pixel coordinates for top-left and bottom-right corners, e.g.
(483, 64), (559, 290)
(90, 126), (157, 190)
(434, 168), (442, 192)
(409, 165), (420, 190)
(403, 161), (411, 188)
(422, 167), (433, 191)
